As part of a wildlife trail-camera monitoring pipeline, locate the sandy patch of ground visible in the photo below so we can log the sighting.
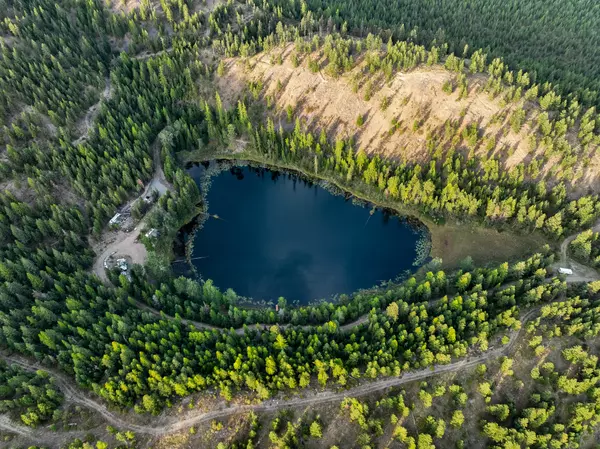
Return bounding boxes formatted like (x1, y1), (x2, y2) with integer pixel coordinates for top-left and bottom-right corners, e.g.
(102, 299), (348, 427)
(90, 136), (172, 281)
(217, 44), (600, 194)
(1, 35), (15, 48)
(20, 105), (58, 137)
(91, 229), (148, 282)
(106, 0), (145, 14)
(0, 173), (83, 210)
(192, 0), (221, 13)
(0, 178), (36, 203)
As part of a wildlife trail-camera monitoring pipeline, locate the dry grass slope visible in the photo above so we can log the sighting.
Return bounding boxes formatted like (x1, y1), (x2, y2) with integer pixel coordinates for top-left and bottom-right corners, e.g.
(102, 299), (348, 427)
(217, 43), (600, 197)
(215, 45), (556, 267)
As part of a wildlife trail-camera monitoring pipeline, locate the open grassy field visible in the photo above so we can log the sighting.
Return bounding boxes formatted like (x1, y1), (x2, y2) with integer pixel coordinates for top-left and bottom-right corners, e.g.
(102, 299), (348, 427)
(427, 220), (549, 269)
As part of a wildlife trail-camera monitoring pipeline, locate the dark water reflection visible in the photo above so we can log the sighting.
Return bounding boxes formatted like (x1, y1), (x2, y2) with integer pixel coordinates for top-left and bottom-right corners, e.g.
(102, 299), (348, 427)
(185, 162), (428, 304)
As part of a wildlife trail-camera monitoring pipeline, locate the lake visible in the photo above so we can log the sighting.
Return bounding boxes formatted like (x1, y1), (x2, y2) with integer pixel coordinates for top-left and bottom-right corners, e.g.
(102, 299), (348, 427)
(185, 161), (429, 304)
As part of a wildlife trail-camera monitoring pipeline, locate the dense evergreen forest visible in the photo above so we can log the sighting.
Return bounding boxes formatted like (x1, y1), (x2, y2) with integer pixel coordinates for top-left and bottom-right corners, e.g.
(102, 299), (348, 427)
(1, 0), (600, 447)
(263, 0), (600, 107)
(570, 228), (600, 268)
(0, 361), (63, 427)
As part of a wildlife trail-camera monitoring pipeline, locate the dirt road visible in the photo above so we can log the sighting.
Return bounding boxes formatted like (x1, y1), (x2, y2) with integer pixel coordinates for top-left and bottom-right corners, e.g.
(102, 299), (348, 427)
(73, 78), (112, 146)
(90, 136), (171, 281)
(131, 47), (174, 60)
(134, 272), (572, 337)
(137, 300), (370, 336)
(92, 231), (148, 282)
(555, 218), (600, 283)
(0, 307), (536, 442)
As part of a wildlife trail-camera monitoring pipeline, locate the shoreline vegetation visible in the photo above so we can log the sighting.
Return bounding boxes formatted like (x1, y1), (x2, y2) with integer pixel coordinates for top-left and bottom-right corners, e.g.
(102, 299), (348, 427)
(180, 150), (549, 270)
(180, 158), (430, 307)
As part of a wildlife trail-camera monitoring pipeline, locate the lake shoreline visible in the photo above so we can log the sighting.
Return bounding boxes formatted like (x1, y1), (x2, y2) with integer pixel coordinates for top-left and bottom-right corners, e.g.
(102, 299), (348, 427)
(180, 159), (431, 305)
(181, 149), (549, 270)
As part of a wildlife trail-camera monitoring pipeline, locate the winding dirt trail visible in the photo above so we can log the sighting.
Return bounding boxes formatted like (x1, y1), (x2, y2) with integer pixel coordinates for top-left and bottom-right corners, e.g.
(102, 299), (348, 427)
(0, 415), (33, 437)
(131, 47), (174, 60)
(136, 300), (370, 336)
(0, 307), (536, 442)
(133, 273), (570, 338)
(555, 218), (600, 283)
(73, 78), (112, 146)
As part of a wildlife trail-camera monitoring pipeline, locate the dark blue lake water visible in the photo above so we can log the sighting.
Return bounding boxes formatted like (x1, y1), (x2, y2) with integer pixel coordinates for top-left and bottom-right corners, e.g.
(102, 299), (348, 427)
(186, 162), (427, 304)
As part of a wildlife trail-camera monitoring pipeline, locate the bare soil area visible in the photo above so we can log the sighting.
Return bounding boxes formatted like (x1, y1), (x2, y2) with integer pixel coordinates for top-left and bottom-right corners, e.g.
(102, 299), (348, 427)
(217, 44), (600, 194)
(106, 0), (144, 14)
(90, 137), (171, 281)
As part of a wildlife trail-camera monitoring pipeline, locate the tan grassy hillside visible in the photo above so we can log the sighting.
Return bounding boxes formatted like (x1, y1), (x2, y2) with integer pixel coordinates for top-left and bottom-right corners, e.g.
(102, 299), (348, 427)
(106, 0), (144, 14)
(217, 43), (600, 196)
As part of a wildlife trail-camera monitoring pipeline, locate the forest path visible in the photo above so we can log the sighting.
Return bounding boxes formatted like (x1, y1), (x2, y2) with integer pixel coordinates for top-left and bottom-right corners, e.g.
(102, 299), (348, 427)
(555, 218), (600, 283)
(73, 77), (112, 146)
(132, 271), (581, 338)
(131, 47), (173, 60)
(0, 307), (536, 441)
(135, 300), (370, 336)
(73, 46), (176, 148)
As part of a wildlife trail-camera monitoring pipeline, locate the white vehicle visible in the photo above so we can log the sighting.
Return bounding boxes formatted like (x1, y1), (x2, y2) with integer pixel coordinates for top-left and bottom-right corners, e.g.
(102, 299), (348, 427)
(145, 228), (160, 239)
(558, 267), (573, 275)
(109, 213), (122, 226)
(116, 258), (128, 271)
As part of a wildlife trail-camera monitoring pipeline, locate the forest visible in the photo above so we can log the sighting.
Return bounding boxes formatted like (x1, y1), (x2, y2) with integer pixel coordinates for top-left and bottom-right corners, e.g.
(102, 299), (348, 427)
(570, 229), (600, 268)
(0, 0), (600, 447)
(260, 0), (600, 107)
(0, 361), (63, 427)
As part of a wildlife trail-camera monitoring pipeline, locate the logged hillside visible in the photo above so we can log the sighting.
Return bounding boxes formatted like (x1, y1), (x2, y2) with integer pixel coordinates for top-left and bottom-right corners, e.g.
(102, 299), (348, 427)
(217, 43), (600, 196)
